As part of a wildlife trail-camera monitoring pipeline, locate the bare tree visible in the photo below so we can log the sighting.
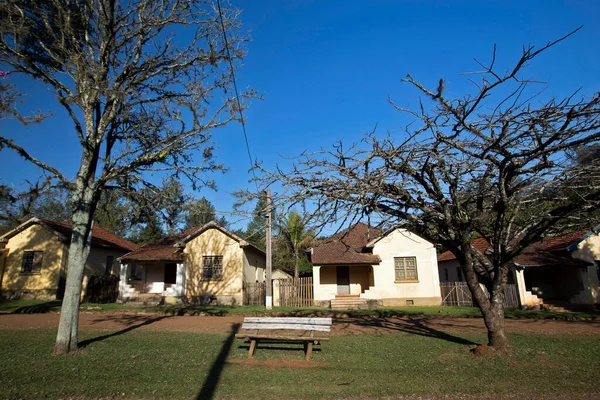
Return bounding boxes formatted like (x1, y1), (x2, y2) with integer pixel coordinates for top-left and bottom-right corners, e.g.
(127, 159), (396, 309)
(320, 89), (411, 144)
(248, 30), (600, 352)
(0, 0), (252, 354)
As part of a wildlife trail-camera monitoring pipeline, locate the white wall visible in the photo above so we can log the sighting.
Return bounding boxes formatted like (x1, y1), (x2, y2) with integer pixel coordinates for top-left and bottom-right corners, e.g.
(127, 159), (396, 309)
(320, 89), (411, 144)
(369, 229), (441, 303)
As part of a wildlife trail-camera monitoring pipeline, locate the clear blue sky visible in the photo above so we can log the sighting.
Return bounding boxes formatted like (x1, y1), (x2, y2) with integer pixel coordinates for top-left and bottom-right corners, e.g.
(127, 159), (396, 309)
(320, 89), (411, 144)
(1, 0), (599, 230)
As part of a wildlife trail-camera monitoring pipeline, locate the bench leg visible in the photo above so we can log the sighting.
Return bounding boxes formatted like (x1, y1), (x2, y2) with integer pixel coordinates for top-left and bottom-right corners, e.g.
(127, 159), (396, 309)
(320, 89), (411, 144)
(305, 342), (313, 361)
(248, 339), (257, 358)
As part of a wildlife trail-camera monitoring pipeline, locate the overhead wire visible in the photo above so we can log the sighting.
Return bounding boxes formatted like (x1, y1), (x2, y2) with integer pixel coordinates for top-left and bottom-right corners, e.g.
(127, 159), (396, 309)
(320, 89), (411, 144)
(215, 0), (259, 193)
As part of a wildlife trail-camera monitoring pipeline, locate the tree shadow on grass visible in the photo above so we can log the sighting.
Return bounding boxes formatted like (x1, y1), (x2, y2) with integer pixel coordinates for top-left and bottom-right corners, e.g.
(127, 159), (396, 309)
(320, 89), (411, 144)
(9, 301), (62, 314)
(78, 315), (170, 348)
(196, 323), (240, 400)
(336, 316), (479, 346)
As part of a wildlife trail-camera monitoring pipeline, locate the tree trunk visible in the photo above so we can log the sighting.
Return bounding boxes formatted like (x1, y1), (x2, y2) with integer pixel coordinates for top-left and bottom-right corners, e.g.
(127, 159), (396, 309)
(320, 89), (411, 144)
(294, 249), (299, 280)
(53, 184), (96, 355)
(483, 300), (509, 351)
(460, 253), (510, 353)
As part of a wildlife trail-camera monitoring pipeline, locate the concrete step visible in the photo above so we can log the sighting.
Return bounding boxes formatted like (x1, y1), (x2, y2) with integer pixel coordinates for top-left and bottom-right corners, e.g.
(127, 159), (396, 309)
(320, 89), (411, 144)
(331, 298), (369, 310)
(125, 294), (164, 306)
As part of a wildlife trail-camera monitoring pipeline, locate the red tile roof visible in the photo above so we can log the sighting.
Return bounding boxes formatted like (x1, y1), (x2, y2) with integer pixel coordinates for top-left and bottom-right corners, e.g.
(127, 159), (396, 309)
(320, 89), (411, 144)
(39, 219), (139, 252)
(119, 226), (201, 263)
(437, 237), (491, 262)
(311, 223), (382, 265)
(437, 230), (590, 267)
(119, 222), (265, 263)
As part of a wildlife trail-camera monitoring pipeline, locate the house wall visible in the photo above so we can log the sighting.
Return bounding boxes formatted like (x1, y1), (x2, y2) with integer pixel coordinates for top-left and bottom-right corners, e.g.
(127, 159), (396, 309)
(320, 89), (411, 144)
(0, 224), (65, 299)
(437, 260), (465, 282)
(313, 265), (338, 300)
(571, 234), (600, 304)
(243, 247), (266, 283)
(85, 247), (130, 276)
(369, 229), (441, 306)
(313, 229), (442, 306)
(184, 227), (245, 305)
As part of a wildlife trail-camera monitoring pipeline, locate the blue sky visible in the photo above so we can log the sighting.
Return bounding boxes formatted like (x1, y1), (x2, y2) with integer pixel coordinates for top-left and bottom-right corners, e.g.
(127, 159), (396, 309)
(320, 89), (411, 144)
(1, 0), (599, 230)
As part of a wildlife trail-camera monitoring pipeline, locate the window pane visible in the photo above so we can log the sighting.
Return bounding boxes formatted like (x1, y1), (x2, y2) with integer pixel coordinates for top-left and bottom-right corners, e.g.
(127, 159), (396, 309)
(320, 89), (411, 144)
(394, 257), (417, 281)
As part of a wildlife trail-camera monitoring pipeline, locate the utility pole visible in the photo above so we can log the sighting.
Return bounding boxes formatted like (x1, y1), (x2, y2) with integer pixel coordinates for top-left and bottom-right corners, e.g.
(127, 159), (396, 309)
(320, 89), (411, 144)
(265, 188), (273, 310)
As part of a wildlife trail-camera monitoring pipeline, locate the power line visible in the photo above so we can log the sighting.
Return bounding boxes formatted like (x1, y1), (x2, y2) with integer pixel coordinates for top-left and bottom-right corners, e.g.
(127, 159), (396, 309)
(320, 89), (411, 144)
(216, 0), (259, 191)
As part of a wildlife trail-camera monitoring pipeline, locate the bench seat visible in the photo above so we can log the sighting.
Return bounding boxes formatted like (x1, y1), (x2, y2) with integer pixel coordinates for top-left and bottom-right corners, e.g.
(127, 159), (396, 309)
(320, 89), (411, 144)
(236, 317), (332, 360)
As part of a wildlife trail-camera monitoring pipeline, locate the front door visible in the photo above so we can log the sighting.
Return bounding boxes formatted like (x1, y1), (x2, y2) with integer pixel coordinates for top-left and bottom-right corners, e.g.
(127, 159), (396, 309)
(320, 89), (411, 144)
(164, 263), (177, 284)
(337, 266), (350, 295)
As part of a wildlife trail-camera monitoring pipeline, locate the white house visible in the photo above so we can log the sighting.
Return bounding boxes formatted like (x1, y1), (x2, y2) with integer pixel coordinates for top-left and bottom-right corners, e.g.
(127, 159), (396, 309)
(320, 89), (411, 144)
(309, 223), (442, 308)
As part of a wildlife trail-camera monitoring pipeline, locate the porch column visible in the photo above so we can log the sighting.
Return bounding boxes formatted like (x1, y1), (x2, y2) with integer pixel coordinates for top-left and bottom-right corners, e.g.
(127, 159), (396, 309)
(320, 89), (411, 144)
(118, 263), (129, 302)
(312, 266), (322, 300)
(514, 268), (526, 308)
(176, 263), (186, 298)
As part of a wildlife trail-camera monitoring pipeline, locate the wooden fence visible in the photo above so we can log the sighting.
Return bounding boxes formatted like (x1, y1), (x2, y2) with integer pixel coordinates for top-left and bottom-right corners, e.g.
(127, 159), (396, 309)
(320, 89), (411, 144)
(243, 281), (266, 306)
(84, 275), (120, 303)
(440, 282), (519, 308)
(277, 277), (314, 307)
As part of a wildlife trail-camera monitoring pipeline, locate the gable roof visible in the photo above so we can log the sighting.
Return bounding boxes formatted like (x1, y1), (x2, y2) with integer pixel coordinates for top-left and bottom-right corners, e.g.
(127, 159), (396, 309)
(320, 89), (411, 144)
(437, 229), (593, 267)
(119, 221), (264, 263)
(0, 217), (138, 252)
(310, 222), (382, 265)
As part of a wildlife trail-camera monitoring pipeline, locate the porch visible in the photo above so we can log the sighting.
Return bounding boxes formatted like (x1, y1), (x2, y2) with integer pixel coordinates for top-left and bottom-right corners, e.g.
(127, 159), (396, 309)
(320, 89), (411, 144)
(119, 262), (186, 300)
(514, 264), (598, 306)
(313, 265), (376, 303)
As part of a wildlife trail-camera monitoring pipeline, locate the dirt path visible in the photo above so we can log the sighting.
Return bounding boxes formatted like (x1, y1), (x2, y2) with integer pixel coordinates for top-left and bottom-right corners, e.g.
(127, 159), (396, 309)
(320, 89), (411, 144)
(0, 312), (598, 336)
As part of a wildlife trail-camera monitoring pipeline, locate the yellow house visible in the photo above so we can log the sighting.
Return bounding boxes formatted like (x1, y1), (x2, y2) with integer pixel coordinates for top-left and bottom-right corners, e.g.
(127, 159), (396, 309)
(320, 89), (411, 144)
(310, 223), (442, 308)
(118, 222), (266, 305)
(0, 217), (139, 300)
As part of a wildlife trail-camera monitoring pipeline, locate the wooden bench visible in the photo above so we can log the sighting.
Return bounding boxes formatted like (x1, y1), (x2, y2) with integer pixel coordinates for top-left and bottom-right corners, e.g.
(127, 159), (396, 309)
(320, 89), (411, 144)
(235, 317), (332, 361)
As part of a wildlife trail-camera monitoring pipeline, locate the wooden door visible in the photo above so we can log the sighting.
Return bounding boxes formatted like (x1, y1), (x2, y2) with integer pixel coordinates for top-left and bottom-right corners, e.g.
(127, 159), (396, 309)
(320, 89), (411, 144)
(337, 266), (350, 295)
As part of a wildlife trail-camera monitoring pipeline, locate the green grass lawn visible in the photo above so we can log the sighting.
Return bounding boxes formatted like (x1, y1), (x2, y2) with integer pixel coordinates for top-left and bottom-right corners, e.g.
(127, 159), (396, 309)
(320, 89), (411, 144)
(0, 327), (598, 399)
(1, 299), (598, 320)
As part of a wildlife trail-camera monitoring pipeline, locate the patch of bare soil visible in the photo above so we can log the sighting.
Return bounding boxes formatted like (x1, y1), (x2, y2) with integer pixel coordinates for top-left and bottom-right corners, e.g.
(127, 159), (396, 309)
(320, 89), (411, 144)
(227, 359), (320, 368)
(0, 313), (599, 337)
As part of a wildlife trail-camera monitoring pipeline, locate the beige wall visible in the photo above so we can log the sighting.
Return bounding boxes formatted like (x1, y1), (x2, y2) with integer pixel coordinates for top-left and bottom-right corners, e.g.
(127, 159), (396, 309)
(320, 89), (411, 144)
(0, 223), (131, 299)
(437, 260), (464, 282)
(85, 247), (129, 276)
(1, 224), (64, 297)
(243, 247), (266, 283)
(184, 227), (245, 303)
(572, 233), (600, 264)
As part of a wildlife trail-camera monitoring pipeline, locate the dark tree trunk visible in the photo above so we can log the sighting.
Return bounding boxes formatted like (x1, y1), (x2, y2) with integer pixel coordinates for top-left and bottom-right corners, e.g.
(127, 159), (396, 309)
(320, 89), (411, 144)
(459, 252), (510, 353)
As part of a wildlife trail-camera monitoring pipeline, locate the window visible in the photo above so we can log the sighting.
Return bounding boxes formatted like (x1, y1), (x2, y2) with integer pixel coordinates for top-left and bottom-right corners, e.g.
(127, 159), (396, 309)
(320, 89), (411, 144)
(457, 267), (463, 282)
(21, 251), (43, 274)
(105, 256), (114, 276)
(444, 268), (449, 282)
(202, 256), (223, 280)
(394, 257), (418, 281)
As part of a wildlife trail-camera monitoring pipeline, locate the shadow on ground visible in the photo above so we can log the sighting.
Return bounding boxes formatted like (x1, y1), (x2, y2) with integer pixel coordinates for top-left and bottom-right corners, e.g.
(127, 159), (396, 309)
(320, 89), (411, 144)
(79, 316), (171, 348)
(196, 323), (240, 400)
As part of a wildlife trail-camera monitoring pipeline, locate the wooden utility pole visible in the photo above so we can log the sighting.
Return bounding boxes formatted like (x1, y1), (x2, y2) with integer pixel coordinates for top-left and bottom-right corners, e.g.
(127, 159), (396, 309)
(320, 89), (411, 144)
(265, 188), (273, 309)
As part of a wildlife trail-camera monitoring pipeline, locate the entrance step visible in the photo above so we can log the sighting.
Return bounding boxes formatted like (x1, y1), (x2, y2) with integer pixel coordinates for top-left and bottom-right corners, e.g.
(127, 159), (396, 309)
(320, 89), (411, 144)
(330, 298), (369, 310)
(125, 294), (164, 307)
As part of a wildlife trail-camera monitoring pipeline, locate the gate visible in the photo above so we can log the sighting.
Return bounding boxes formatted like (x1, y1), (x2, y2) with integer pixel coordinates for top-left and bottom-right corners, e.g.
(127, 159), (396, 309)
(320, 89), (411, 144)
(277, 277), (313, 307)
(243, 281), (266, 306)
(441, 282), (519, 308)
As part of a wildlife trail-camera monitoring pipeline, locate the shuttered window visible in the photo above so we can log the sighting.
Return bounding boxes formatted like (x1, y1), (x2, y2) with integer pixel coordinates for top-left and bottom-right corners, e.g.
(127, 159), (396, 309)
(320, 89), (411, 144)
(394, 257), (418, 281)
(202, 256), (223, 280)
(21, 251), (43, 274)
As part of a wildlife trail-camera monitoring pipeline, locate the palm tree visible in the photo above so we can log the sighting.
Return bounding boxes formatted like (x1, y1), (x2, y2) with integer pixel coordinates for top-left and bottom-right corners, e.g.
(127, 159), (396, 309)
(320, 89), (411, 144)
(277, 210), (313, 279)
